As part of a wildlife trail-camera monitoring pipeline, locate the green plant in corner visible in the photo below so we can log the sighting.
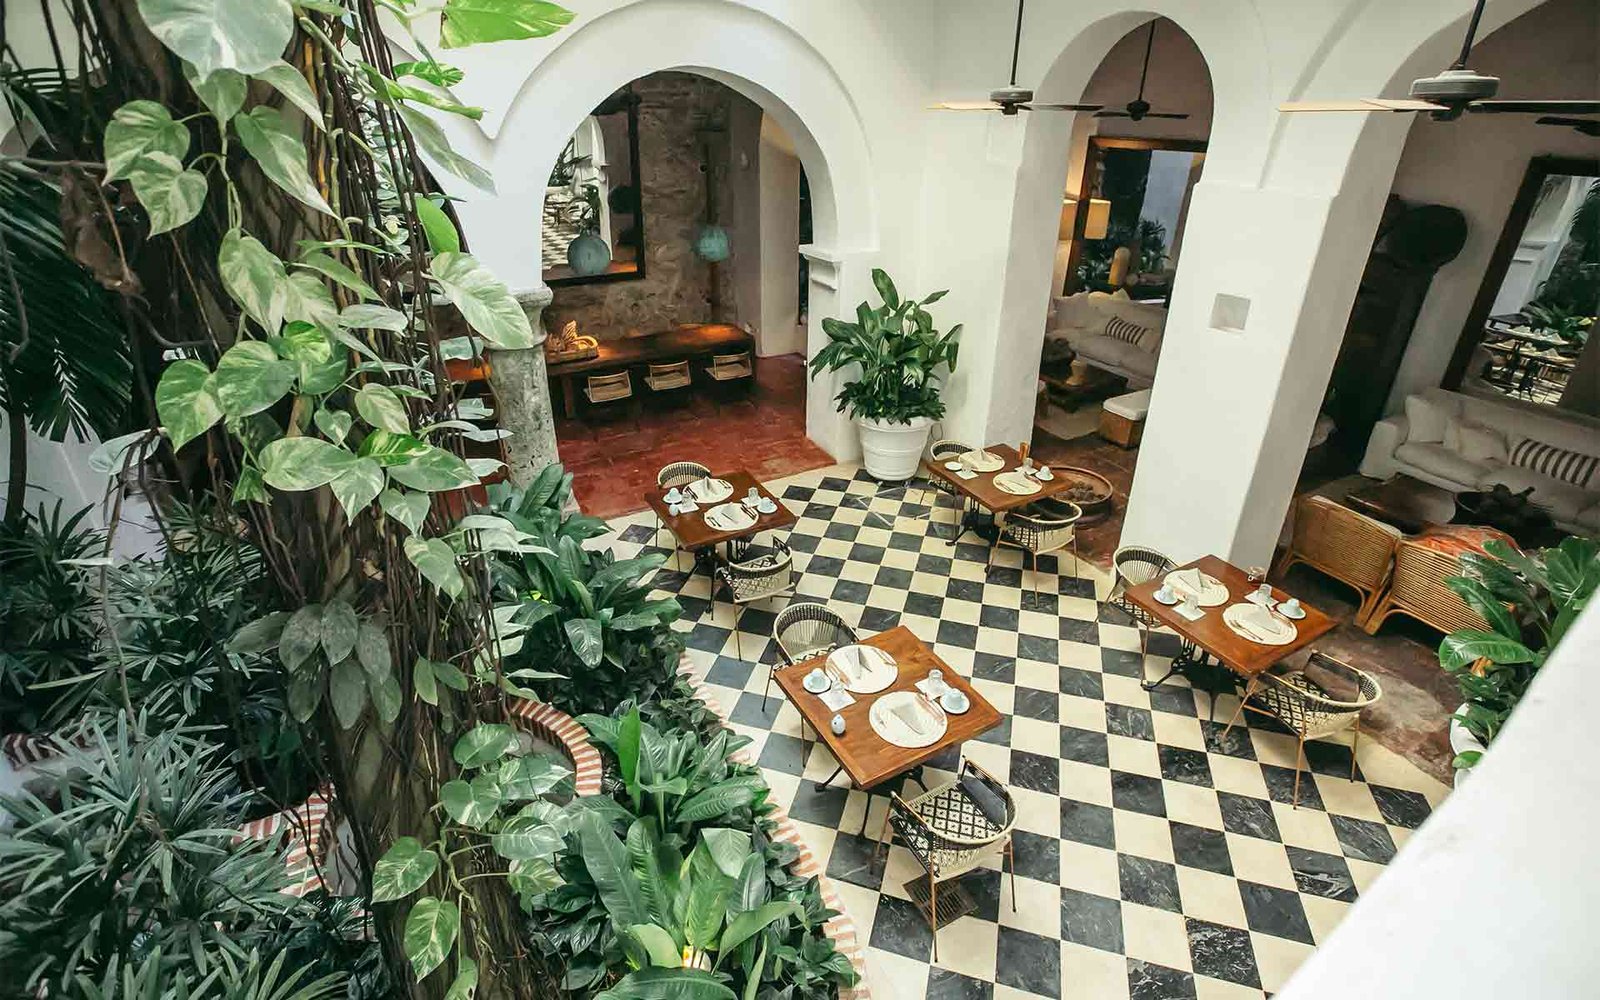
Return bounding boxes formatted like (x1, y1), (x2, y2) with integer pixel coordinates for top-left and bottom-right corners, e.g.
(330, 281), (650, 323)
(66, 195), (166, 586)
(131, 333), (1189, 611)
(808, 268), (961, 425)
(1440, 536), (1599, 768)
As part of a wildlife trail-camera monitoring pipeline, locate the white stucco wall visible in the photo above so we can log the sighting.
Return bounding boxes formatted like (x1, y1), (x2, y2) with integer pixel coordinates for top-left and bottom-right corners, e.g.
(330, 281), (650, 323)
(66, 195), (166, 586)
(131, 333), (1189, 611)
(1279, 599), (1599, 1000)
(1383, 0), (1600, 412)
(756, 116), (803, 358)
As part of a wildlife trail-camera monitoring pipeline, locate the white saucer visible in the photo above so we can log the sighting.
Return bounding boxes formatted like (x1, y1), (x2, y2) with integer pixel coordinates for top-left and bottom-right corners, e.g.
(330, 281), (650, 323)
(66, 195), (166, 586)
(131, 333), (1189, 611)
(1278, 605), (1307, 620)
(944, 460), (962, 471)
(803, 672), (831, 694)
(939, 690), (971, 714)
(1035, 470), (1054, 481)
(757, 500), (778, 514)
(1153, 590), (1179, 606)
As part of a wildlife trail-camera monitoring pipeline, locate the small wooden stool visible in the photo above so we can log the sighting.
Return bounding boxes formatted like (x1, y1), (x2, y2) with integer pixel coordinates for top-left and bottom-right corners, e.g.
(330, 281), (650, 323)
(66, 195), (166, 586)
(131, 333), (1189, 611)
(1099, 388), (1151, 448)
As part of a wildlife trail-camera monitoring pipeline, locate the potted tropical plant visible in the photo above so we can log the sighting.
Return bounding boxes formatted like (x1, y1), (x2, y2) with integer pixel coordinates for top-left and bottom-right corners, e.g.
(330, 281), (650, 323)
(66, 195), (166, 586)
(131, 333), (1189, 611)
(1440, 535), (1597, 782)
(808, 268), (961, 480)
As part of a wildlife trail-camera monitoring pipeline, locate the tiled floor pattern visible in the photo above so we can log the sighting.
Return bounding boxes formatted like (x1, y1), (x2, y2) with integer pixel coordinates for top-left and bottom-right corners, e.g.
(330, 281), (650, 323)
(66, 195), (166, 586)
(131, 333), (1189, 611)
(555, 353), (834, 519)
(600, 464), (1451, 1000)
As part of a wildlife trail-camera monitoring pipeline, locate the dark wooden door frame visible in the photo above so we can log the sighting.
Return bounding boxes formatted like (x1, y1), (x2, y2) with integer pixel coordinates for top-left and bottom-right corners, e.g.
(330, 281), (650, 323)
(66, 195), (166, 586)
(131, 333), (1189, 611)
(1062, 134), (1209, 295)
(1442, 154), (1599, 389)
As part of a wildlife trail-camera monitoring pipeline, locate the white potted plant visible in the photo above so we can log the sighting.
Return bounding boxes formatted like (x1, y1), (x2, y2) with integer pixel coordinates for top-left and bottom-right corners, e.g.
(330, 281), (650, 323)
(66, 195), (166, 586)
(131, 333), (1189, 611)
(808, 269), (962, 480)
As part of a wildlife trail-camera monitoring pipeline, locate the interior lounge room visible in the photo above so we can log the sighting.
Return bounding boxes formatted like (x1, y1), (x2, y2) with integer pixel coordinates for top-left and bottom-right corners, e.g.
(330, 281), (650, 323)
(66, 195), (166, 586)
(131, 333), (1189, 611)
(1, 2), (1595, 1000)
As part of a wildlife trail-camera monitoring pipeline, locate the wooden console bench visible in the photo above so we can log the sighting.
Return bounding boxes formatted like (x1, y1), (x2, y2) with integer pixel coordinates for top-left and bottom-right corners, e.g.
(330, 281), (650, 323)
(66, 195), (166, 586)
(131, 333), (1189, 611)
(546, 323), (755, 419)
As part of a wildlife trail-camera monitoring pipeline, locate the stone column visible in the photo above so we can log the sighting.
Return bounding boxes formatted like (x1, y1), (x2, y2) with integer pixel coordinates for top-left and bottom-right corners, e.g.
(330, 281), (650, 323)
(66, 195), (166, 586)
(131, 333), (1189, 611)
(486, 286), (559, 486)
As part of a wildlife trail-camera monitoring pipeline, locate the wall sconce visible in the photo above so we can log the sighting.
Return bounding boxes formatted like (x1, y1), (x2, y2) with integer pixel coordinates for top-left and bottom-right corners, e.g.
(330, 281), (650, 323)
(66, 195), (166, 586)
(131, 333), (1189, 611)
(1060, 197), (1111, 241)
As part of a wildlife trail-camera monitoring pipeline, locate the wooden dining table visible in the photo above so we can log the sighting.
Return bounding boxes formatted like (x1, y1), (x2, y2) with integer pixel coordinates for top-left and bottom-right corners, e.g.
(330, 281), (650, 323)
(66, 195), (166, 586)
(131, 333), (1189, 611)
(643, 469), (796, 564)
(920, 443), (1079, 543)
(773, 626), (1002, 794)
(1125, 555), (1338, 712)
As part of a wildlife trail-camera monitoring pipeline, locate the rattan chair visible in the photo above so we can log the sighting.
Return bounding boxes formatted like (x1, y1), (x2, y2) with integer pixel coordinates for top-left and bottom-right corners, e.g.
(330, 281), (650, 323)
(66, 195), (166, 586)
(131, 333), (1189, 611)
(1222, 652), (1382, 808)
(1108, 544), (1178, 668)
(1274, 495), (1400, 626)
(582, 371), (637, 427)
(874, 759), (1017, 960)
(1363, 538), (1492, 637)
(920, 438), (973, 534)
(993, 497), (1082, 594)
(769, 602), (859, 709)
(654, 462), (711, 566)
(643, 360), (692, 394)
(714, 538), (796, 661)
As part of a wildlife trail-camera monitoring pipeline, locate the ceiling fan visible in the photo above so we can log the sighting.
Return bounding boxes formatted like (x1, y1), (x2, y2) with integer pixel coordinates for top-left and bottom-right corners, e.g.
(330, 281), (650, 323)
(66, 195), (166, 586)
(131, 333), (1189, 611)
(930, 0), (1103, 116)
(1092, 22), (1189, 122)
(1279, 0), (1600, 124)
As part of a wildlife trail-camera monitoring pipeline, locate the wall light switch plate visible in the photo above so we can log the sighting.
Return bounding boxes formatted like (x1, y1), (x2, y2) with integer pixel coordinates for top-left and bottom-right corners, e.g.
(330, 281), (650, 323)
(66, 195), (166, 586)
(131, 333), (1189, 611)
(1210, 293), (1250, 333)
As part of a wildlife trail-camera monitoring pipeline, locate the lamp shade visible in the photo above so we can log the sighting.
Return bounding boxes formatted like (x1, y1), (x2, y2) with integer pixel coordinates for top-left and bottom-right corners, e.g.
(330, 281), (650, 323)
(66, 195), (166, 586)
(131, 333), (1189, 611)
(1060, 197), (1112, 241)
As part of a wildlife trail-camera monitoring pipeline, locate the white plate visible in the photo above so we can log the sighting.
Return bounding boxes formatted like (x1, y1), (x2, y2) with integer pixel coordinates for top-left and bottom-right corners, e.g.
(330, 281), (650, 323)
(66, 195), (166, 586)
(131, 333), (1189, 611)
(1153, 589), (1179, 606)
(1223, 603), (1297, 645)
(869, 691), (949, 748)
(939, 690), (971, 714)
(705, 502), (756, 532)
(1163, 569), (1229, 608)
(826, 645), (898, 694)
(994, 472), (1042, 496)
(688, 477), (734, 504)
(802, 671), (831, 694)
(944, 460), (963, 471)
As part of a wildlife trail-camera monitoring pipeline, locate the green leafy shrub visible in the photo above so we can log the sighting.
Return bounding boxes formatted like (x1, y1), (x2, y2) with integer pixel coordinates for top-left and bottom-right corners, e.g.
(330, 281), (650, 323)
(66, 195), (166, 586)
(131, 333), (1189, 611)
(0, 503), (104, 732)
(808, 268), (961, 425)
(0, 718), (315, 993)
(1441, 536), (1598, 767)
(487, 466), (685, 716)
(528, 708), (856, 999)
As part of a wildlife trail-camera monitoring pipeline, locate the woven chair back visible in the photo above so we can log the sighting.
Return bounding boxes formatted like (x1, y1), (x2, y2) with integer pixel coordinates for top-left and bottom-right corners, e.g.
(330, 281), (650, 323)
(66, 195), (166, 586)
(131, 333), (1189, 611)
(773, 602), (858, 665)
(657, 461), (711, 489)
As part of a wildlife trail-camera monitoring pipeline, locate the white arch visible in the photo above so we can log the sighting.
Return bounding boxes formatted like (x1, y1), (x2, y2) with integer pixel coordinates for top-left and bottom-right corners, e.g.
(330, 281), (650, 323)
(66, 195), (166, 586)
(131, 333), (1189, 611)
(433, 0), (880, 296)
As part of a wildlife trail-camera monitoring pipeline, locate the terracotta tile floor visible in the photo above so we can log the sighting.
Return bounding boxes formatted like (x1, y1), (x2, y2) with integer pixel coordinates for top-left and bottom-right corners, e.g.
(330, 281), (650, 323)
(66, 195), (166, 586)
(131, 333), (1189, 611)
(555, 353), (835, 519)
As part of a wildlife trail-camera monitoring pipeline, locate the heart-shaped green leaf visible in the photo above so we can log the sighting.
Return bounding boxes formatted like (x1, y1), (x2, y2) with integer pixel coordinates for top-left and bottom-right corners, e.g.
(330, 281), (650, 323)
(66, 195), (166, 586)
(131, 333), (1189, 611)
(331, 458), (384, 520)
(259, 437), (359, 491)
(253, 59), (325, 129)
(233, 106), (333, 215)
(441, 772), (502, 828)
(431, 251), (534, 350)
(103, 100), (189, 181)
(402, 896), (459, 979)
(135, 0), (293, 77)
(155, 359), (222, 452)
(372, 836), (439, 902)
(405, 535), (465, 598)
(128, 152), (207, 235)
(214, 341), (297, 417)
(453, 723), (514, 768)
(329, 655), (367, 728)
(389, 445), (479, 492)
(219, 229), (289, 332)
(438, 0), (574, 47)
(356, 383), (411, 433)
(183, 63), (246, 123)
(319, 600), (359, 664)
(380, 488), (431, 533)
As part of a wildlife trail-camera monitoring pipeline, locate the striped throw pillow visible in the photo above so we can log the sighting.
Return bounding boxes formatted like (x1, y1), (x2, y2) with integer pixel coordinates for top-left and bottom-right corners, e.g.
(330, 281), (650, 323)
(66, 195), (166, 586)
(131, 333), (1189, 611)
(1509, 437), (1600, 488)
(1104, 315), (1148, 347)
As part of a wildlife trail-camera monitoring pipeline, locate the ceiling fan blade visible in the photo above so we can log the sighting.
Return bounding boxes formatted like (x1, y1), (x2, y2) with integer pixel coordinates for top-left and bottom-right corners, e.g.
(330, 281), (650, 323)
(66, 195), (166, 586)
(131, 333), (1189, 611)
(1537, 116), (1600, 135)
(1027, 103), (1105, 112)
(930, 101), (1002, 111)
(1143, 112), (1191, 119)
(1093, 111), (1130, 119)
(1470, 100), (1600, 114)
(1278, 99), (1438, 113)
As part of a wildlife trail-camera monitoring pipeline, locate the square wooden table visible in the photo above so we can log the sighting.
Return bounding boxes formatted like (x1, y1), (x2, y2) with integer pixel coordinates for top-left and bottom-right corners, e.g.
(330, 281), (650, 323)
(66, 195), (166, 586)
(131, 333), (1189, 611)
(1125, 555), (1338, 705)
(643, 469), (797, 555)
(922, 443), (1080, 544)
(773, 625), (1002, 792)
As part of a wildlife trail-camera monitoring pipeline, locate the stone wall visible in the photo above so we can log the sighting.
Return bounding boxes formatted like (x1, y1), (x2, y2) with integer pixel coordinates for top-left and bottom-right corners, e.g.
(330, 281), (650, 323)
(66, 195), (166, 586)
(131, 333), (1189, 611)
(544, 72), (759, 340)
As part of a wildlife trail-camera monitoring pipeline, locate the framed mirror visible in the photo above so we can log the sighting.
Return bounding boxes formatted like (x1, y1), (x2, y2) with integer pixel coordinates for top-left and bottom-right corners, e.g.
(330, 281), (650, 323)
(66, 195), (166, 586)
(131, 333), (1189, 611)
(1446, 156), (1599, 414)
(1062, 136), (1207, 302)
(542, 88), (645, 286)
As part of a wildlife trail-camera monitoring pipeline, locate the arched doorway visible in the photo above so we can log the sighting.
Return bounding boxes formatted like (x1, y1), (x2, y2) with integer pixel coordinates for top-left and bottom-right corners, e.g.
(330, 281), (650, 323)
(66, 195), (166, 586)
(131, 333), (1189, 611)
(421, 0), (884, 511)
(1026, 17), (1216, 567)
(531, 69), (835, 516)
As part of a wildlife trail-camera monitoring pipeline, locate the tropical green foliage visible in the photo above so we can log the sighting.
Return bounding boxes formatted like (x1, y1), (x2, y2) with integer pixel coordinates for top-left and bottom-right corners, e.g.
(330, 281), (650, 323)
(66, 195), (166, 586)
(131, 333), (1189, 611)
(0, 503), (103, 731)
(488, 466), (686, 716)
(1528, 178), (1598, 333)
(528, 707), (857, 999)
(1441, 536), (1599, 767)
(0, 719), (330, 994)
(368, 722), (572, 984)
(809, 268), (961, 424)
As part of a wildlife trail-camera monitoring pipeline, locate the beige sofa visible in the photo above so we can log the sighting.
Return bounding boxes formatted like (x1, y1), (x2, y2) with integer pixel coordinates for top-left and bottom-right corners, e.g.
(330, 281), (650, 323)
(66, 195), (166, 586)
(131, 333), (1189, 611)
(1044, 291), (1167, 386)
(1360, 386), (1600, 534)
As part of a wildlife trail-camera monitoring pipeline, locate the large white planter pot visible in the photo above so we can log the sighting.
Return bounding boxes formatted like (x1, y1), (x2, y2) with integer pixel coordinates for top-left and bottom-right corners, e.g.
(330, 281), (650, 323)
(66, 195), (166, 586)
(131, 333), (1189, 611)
(856, 416), (934, 481)
(1448, 703), (1486, 786)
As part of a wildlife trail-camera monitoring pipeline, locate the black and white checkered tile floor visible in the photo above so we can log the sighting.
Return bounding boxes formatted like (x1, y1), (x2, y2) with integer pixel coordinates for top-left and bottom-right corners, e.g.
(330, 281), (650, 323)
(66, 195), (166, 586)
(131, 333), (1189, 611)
(603, 464), (1449, 1000)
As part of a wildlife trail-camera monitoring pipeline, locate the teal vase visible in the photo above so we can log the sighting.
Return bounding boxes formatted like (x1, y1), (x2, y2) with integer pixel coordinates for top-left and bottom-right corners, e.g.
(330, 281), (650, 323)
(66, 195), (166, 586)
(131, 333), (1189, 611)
(567, 232), (610, 276)
(693, 224), (730, 263)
